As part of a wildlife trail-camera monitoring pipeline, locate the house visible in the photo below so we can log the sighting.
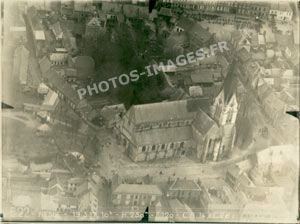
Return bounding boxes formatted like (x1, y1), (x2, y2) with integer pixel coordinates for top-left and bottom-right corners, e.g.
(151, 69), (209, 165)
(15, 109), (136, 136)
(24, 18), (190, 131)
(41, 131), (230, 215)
(37, 83), (50, 95)
(237, 47), (251, 63)
(13, 45), (29, 85)
(62, 30), (78, 56)
(167, 178), (201, 203)
(265, 31), (276, 48)
(39, 56), (51, 75)
(50, 53), (68, 65)
(123, 4), (139, 19)
(269, 2), (293, 21)
(29, 162), (52, 173)
(85, 16), (106, 38)
(230, 30), (242, 49)
(73, 56), (95, 76)
(99, 104), (126, 128)
(41, 90), (59, 111)
(168, 199), (196, 222)
(27, 12), (46, 56)
(225, 165), (242, 191)
(73, 1), (96, 21)
(60, 0), (74, 16)
(199, 177), (239, 219)
(112, 184), (163, 208)
(50, 21), (63, 40)
(101, 2), (122, 13)
(174, 17), (214, 48)
(158, 7), (173, 19)
(257, 85), (287, 125)
(149, 197), (172, 222)
(74, 178), (98, 213)
(65, 68), (78, 82)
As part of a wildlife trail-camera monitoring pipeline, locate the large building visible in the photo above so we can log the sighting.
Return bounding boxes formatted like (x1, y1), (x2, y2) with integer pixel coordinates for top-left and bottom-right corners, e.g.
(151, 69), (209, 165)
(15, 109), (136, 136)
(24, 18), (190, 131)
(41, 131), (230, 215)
(115, 62), (239, 163)
(269, 2), (293, 21)
(162, 0), (270, 19)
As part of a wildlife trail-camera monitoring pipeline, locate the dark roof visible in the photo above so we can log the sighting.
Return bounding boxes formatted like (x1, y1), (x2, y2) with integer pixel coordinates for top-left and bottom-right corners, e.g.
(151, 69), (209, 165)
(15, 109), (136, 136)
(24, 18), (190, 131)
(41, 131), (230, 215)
(101, 2), (122, 12)
(238, 47), (251, 63)
(39, 56), (51, 74)
(193, 109), (219, 136)
(231, 30), (242, 42)
(176, 17), (194, 31)
(158, 7), (173, 17)
(74, 56), (95, 73)
(190, 73), (214, 84)
(123, 5), (139, 18)
(135, 126), (193, 146)
(127, 99), (197, 125)
(50, 21), (63, 39)
(222, 60), (239, 103)
(45, 70), (81, 106)
(113, 184), (163, 195)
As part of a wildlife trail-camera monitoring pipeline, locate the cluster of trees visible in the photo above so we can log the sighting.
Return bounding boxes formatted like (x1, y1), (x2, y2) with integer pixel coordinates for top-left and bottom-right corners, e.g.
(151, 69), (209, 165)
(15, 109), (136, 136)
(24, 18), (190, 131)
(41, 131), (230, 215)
(90, 21), (166, 108)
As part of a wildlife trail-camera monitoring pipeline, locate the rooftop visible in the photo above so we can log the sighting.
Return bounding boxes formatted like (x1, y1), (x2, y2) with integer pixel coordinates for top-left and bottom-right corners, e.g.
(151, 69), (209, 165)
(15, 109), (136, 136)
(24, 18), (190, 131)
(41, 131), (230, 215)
(135, 126), (193, 146)
(169, 179), (201, 191)
(113, 184), (163, 195)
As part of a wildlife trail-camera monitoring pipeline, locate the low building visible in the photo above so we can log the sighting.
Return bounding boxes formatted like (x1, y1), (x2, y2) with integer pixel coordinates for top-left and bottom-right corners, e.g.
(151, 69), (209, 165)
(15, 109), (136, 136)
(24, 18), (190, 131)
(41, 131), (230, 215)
(167, 178), (201, 203)
(85, 16), (106, 38)
(269, 2), (293, 21)
(168, 199), (196, 222)
(112, 184), (163, 208)
(50, 53), (69, 65)
(41, 90), (59, 111)
(50, 21), (63, 40)
(99, 104), (126, 128)
(39, 56), (51, 75)
(74, 178), (98, 213)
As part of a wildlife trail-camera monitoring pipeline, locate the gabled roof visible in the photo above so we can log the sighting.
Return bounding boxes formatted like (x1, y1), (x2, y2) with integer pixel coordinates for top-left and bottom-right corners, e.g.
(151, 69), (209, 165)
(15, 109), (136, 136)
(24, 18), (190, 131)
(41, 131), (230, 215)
(169, 179), (201, 191)
(238, 47), (251, 63)
(193, 109), (219, 137)
(87, 17), (101, 26)
(222, 60), (239, 103)
(270, 2), (292, 12)
(39, 56), (51, 74)
(35, 30), (45, 40)
(74, 1), (95, 12)
(113, 184), (163, 195)
(158, 7), (173, 17)
(135, 126), (193, 146)
(50, 22), (63, 39)
(42, 90), (59, 109)
(176, 17), (194, 31)
(127, 99), (199, 125)
(231, 30), (242, 42)
(190, 73), (214, 84)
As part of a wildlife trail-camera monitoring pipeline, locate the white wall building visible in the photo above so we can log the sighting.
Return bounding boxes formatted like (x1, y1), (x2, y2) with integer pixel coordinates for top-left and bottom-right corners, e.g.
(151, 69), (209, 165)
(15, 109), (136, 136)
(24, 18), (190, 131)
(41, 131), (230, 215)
(269, 2), (293, 21)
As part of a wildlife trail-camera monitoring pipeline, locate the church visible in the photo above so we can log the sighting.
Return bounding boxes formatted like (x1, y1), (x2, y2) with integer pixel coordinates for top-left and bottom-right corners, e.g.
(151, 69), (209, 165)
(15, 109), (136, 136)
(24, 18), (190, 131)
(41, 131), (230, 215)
(114, 62), (239, 163)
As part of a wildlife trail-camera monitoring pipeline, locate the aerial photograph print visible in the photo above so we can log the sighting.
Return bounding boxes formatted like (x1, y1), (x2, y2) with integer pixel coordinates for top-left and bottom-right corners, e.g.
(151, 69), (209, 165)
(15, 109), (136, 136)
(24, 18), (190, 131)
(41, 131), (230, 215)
(1, 0), (299, 223)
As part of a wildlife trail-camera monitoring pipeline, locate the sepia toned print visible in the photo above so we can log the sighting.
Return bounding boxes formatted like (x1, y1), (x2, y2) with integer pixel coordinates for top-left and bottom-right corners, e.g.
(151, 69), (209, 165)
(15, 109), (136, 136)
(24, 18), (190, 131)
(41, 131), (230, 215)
(1, 0), (299, 223)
